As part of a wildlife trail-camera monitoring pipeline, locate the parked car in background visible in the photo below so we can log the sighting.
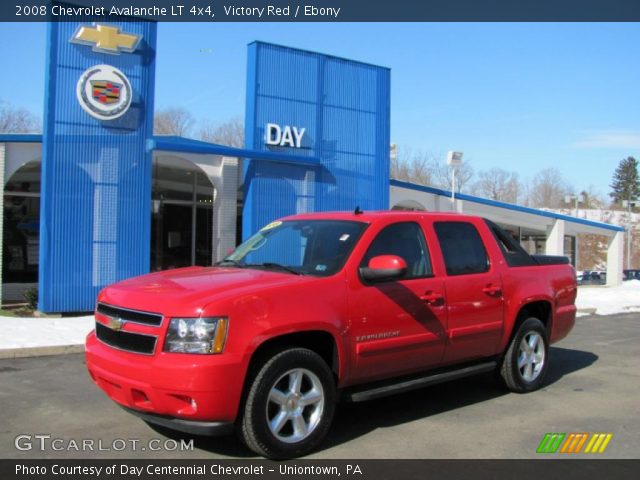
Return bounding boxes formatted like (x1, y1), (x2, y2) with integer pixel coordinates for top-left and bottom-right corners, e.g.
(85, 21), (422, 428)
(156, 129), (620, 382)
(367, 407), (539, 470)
(623, 269), (640, 281)
(578, 270), (606, 285)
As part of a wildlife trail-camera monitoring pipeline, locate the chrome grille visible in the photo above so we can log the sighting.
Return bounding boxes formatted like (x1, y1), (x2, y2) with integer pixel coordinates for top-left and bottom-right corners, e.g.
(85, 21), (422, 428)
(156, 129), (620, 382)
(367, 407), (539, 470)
(97, 303), (163, 327)
(95, 322), (157, 355)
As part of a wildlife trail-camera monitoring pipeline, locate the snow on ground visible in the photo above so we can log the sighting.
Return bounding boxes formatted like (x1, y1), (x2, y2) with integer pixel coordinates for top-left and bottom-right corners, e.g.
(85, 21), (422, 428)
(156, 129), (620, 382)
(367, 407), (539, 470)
(0, 281), (639, 351)
(576, 280), (640, 316)
(0, 314), (94, 350)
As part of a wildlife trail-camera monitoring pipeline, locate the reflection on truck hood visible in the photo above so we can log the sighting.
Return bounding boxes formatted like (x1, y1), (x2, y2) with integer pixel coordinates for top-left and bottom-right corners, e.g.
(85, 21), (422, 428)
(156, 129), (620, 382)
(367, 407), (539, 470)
(98, 266), (311, 317)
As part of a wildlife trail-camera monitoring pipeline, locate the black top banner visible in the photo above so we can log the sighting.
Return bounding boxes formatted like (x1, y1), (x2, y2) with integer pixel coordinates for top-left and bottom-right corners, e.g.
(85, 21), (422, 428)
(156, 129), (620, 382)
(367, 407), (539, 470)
(2, 0), (640, 22)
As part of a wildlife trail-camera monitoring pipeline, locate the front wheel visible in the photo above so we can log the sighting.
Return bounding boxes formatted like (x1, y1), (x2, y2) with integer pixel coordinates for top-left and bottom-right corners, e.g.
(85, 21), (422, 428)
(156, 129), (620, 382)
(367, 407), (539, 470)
(239, 348), (336, 459)
(499, 317), (549, 392)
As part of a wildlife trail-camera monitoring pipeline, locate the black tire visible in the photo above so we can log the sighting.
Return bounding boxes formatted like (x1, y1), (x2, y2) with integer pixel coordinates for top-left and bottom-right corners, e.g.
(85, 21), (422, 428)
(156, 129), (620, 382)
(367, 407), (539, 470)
(500, 317), (549, 393)
(238, 348), (336, 459)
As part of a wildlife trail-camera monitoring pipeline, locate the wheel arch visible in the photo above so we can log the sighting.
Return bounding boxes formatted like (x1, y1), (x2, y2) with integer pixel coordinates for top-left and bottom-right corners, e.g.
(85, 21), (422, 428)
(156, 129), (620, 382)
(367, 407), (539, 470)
(518, 300), (552, 328)
(245, 330), (341, 384)
(511, 299), (553, 342)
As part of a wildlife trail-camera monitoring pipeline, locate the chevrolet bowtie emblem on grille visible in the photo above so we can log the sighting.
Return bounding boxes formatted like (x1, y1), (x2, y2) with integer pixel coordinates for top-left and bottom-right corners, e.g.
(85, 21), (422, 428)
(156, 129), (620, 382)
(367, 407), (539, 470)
(106, 316), (126, 331)
(71, 24), (141, 55)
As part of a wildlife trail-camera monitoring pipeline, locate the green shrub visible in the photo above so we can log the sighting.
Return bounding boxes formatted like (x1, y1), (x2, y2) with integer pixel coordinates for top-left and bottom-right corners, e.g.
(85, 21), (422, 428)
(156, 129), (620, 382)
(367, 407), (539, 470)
(24, 287), (38, 310)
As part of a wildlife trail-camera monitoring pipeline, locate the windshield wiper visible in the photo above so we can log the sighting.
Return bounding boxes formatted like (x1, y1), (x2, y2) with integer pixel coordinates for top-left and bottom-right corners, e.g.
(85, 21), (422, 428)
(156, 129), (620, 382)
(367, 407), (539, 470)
(214, 259), (242, 267)
(249, 262), (303, 275)
(215, 260), (303, 275)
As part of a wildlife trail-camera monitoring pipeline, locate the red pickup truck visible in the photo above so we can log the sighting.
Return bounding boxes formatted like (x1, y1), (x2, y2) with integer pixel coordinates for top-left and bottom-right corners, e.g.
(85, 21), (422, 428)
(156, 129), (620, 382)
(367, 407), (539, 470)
(85, 211), (577, 459)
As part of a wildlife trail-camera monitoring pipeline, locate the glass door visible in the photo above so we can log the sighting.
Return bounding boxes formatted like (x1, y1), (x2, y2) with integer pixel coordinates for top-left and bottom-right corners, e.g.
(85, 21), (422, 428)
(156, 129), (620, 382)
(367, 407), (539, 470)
(151, 157), (214, 271)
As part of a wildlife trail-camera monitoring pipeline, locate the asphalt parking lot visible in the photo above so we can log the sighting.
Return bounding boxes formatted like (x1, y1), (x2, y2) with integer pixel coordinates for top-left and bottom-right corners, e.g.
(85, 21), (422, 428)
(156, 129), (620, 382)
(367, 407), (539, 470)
(1, 312), (638, 459)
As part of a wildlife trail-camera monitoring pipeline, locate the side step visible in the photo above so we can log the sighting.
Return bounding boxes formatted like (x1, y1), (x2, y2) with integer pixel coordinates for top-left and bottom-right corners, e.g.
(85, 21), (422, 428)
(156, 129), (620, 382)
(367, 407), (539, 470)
(343, 361), (498, 402)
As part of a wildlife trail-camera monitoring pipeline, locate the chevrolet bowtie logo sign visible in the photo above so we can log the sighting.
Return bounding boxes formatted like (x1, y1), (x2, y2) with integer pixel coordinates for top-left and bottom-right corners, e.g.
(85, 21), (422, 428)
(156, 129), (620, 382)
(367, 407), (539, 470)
(106, 316), (126, 331)
(71, 24), (141, 55)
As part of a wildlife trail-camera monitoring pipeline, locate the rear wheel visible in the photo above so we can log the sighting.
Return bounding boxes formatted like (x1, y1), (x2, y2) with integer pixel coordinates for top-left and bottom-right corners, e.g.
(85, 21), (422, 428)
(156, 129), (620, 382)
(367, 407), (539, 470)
(500, 317), (549, 392)
(239, 348), (336, 459)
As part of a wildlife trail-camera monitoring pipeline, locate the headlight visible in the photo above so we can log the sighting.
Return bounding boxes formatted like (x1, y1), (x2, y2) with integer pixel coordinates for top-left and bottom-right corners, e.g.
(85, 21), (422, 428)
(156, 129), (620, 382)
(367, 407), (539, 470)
(164, 317), (228, 354)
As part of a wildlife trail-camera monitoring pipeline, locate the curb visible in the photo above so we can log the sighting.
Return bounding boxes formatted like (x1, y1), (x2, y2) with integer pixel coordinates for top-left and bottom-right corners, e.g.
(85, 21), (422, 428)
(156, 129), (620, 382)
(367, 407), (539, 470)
(0, 344), (84, 360)
(577, 308), (640, 315)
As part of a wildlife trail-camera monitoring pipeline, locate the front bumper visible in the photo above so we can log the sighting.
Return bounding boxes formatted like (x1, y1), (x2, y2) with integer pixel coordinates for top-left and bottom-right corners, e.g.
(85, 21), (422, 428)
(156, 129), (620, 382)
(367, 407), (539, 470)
(120, 406), (233, 436)
(85, 331), (246, 426)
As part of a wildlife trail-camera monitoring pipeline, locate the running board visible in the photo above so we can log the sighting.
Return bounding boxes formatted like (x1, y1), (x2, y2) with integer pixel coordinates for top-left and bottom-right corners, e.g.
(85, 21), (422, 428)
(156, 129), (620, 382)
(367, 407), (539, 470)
(343, 361), (498, 403)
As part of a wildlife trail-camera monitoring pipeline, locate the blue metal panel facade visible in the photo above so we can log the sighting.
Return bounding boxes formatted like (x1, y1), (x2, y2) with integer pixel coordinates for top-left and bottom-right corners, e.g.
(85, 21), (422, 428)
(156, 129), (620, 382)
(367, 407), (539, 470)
(39, 18), (157, 312)
(243, 42), (390, 239)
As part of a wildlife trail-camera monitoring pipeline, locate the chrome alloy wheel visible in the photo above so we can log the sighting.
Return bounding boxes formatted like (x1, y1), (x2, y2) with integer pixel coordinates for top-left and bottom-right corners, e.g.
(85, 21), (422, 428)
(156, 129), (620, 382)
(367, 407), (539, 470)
(517, 331), (546, 382)
(266, 368), (325, 443)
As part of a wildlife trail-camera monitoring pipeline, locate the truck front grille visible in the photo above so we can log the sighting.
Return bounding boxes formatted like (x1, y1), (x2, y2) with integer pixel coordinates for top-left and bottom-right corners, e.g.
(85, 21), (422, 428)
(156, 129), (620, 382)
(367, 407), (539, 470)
(95, 322), (157, 355)
(96, 303), (163, 327)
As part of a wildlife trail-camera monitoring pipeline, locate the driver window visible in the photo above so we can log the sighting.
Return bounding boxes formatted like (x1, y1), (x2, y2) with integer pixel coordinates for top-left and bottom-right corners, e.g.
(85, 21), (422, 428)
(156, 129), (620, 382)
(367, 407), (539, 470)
(360, 222), (432, 279)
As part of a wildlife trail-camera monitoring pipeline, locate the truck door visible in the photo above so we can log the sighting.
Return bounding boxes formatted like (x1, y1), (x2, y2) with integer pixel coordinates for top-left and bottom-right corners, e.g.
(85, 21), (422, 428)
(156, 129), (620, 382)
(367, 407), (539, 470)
(432, 220), (504, 364)
(347, 221), (447, 384)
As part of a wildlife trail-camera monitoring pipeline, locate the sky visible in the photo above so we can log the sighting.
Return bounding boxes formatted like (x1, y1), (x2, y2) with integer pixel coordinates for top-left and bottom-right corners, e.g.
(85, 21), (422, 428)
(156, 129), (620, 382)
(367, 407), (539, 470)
(1, 22), (639, 198)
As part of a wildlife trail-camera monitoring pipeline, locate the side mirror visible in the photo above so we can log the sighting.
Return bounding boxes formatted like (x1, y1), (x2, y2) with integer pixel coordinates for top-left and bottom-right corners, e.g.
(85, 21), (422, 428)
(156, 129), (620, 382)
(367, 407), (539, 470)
(360, 255), (407, 282)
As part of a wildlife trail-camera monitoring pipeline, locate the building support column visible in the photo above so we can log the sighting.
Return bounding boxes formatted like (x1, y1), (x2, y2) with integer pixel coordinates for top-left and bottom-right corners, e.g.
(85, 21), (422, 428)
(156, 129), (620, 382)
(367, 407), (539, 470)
(212, 157), (239, 262)
(545, 219), (565, 256)
(606, 231), (624, 286)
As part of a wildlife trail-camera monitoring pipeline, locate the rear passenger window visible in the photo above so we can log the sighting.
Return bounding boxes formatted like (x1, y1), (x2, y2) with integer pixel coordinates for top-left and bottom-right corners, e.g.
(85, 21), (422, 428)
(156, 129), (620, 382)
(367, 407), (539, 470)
(434, 222), (489, 275)
(360, 222), (432, 279)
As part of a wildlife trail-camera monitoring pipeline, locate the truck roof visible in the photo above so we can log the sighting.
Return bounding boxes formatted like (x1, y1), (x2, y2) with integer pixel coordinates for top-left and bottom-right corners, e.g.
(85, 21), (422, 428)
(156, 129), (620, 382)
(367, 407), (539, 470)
(281, 210), (475, 223)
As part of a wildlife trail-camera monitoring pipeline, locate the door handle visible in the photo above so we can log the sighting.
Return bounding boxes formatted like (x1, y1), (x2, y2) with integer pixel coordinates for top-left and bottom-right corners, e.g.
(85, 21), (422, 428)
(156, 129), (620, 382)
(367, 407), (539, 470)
(420, 291), (444, 305)
(482, 285), (502, 297)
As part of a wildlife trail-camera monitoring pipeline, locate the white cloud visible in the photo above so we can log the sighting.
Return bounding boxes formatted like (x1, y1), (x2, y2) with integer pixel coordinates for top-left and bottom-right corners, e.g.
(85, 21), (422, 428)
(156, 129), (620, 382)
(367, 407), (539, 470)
(573, 130), (640, 149)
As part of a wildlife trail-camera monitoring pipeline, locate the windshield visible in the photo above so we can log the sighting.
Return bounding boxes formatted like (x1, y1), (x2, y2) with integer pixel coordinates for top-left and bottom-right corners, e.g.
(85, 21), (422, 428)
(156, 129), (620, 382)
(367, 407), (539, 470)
(221, 220), (367, 276)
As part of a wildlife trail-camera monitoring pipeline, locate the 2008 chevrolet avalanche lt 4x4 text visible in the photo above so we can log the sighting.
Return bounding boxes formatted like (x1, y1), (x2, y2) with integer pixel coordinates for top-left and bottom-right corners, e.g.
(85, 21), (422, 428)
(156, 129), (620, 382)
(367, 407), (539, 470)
(85, 211), (577, 459)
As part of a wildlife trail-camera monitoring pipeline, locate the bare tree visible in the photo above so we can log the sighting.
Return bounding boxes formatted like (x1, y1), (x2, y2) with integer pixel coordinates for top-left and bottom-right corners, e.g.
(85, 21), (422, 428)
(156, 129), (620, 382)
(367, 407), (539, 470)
(391, 146), (474, 192)
(431, 158), (474, 192)
(198, 117), (244, 147)
(153, 106), (195, 137)
(0, 99), (40, 133)
(391, 146), (434, 186)
(579, 187), (605, 210)
(472, 168), (521, 203)
(390, 144), (410, 182)
(525, 168), (573, 208)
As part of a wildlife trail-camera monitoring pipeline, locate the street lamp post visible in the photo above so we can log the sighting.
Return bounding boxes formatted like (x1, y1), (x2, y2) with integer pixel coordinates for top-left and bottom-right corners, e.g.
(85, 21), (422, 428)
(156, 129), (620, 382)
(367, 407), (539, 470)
(564, 193), (585, 218)
(622, 199), (638, 270)
(564, 194), (585, 271)
(447, 151), (463, 206)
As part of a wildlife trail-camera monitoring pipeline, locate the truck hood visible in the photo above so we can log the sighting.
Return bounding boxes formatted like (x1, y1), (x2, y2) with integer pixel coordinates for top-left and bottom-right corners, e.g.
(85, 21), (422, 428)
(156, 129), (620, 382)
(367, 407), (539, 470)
(98, 266), (312, 316)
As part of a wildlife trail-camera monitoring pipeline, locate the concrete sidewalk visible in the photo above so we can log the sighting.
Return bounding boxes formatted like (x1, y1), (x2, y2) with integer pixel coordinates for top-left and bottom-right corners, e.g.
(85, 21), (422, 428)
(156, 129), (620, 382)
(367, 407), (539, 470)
(0, 314), (93, 359)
